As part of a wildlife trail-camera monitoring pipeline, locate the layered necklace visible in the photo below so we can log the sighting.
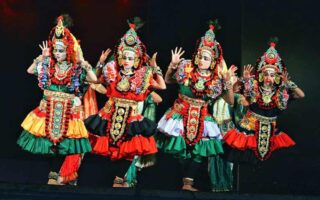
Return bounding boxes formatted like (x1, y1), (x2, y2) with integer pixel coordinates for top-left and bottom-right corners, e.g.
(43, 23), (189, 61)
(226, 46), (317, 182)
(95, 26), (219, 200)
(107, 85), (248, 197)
(116, 68), (134, 92)
(54, 61), (71, 80)
(193, 68), (211, 92)
(259, 85), (275, 104)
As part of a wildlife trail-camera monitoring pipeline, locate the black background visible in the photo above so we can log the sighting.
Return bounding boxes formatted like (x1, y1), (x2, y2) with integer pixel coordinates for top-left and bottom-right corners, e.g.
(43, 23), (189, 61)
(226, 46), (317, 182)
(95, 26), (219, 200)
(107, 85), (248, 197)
(0, 0), (319, 195)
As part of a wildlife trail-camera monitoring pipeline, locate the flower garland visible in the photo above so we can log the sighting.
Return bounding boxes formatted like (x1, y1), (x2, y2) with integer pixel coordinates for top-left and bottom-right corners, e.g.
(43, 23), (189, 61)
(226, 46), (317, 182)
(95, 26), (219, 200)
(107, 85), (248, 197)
(38, 57), (50, 89)
(189, 68), (223, 99)
(181, 101), (207, 146)
(104, 61), (152, 95)
(245, 79), (289, 110)
(37, 58), (83, 93)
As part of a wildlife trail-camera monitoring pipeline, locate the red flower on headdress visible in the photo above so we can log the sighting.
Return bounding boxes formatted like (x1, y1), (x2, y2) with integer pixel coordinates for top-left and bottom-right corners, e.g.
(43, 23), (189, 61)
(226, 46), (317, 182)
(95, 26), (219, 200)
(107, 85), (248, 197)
(57, 15), (64, 21)
(270, 42), (276, 47)
(129, 23), (136, 30)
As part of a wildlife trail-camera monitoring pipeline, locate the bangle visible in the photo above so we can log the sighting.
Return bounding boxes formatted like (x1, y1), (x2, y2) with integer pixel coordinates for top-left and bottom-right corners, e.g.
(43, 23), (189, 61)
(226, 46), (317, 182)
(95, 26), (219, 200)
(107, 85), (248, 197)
(223, 80), (233, 91)
(155, 66), (163, 76)
(33, 55), (42, 64)
(285, 80), (298, 90)
(96, 61), (105, 68)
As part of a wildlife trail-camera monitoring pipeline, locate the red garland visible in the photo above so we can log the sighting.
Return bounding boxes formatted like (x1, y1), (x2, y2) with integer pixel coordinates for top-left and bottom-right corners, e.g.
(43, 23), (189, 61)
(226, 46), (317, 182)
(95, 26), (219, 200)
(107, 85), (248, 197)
(256, 93), (277, 110)
(189, 69), (217, 98)
(44, 97), (71, 145)
(252, 81), (277, 110)
(181, 100), (207, 146)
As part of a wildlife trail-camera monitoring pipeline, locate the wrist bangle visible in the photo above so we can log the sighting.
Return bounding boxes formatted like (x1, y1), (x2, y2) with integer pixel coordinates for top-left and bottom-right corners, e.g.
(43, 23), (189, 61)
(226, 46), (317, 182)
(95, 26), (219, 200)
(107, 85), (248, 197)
(155, 66), (163, 76)
(223, 80), (233, 91)
(97, 62), (105, 68)
(285, 80), (298, 90)
(33, 55), (42, 64)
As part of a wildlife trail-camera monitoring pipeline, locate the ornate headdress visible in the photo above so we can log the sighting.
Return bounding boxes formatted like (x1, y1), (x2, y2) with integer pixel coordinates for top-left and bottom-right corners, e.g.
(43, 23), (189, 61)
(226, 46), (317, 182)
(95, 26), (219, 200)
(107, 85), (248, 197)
(38, 15), (83, 92)
(48, 14), (82, 64)
(116, 17), (147, 69)
(194, 19), (223, 69)
(255, 38), (287, 84)
(256, 38), (286, 74)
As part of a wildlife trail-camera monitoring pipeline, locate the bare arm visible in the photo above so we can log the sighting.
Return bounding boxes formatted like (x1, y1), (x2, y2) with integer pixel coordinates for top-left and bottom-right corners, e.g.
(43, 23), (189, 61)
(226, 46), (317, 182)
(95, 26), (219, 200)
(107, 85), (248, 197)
(150, 92), (162, 103)
(86, 69), (98, 82)
(96, 49), (112, 78)
(80, 60), (98, 82)
(149, 52), (166, 90)
(165, 47), (185, 84)
(28, 41), (50, 74)
(152, 74), (166, 90)
(27, 62), (37, 74)
(282, 71), (305, 99)
(222, 88), (234, 105)
(221, 65), (238, 105)
(27, 55), (43, 74)
(90, 83), (107, 94)
(291, 87), (305, 99)
(164, 63), (178, 84)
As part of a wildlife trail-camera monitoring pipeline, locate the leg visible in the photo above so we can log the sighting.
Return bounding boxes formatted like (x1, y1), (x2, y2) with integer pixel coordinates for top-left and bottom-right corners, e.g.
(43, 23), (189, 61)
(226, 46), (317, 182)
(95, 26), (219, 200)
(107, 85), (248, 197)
(47, 155), (65, 185)
(181, 159), (201, 191)
(112, 159), (132, 188)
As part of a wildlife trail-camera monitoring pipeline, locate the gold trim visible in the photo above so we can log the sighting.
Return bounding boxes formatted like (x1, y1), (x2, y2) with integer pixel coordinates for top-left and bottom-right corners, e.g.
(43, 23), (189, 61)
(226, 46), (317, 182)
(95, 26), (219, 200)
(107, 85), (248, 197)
(39, 99), (83, 114)
(44, 90), (75, 99)
(178, 94), (207, 106)
(250, 111), (277, 123)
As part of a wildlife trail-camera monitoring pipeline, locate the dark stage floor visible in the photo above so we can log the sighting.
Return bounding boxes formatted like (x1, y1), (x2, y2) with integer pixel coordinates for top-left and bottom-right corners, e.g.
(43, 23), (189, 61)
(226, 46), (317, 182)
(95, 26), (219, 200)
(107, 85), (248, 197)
(0, 156), (319, 200)
(0, 182), (319, 200)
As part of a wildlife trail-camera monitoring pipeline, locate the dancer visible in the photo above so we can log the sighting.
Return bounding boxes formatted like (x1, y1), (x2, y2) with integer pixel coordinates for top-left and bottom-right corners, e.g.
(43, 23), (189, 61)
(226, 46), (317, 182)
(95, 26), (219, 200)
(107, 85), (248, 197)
(84, 18), (166, 187)
(157, 20), (237, 191)
(17, 15), (97, 184)
(223, 38), (305, 163)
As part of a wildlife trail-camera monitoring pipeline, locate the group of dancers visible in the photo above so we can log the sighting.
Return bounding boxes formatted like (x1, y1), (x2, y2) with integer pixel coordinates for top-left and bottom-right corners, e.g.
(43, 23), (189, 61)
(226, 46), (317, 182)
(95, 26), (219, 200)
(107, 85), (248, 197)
(17, 15), (304, 192)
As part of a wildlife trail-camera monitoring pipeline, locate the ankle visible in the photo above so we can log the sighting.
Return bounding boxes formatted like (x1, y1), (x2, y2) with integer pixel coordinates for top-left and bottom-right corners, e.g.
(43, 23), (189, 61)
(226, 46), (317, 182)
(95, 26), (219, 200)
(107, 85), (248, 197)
(182, 177), (198, 192)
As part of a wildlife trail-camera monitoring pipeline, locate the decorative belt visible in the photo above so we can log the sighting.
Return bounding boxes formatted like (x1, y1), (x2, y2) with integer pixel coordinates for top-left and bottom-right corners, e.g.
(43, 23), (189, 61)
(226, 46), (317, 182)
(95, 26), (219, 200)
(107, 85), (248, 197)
(111, 97), (140, 107)
(249, 111), (277, 123)
(44, 90), (75, 99)
(178, 94), (207, 107)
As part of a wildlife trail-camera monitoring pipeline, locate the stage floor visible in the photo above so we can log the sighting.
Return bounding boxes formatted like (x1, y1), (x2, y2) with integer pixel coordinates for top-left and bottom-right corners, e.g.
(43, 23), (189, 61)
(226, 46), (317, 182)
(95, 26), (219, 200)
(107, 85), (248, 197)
(0, 182), (319, 200)
(0, 156), (319, 199)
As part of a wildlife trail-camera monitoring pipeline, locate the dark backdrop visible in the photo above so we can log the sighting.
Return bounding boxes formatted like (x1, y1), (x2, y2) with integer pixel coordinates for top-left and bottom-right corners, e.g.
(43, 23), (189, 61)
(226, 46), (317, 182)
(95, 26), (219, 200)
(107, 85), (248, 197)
(0, 0), (319, 195)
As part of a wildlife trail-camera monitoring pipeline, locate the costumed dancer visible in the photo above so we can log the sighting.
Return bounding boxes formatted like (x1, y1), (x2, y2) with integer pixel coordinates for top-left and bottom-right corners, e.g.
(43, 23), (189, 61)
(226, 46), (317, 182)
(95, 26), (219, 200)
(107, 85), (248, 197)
(84, 17), (166, 187)
(157, 20), (237, 191)
(17, 15), (97, 184)
(92, 50), (163, 187)
(223, 38), (305, 164)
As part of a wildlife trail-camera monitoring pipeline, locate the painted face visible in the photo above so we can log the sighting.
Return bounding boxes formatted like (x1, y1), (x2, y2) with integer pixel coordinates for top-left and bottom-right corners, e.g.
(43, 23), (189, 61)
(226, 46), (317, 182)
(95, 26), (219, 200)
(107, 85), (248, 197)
(262, 69), (276, 86)
(198, 50), (214, 70)
(53, 43), (67, 63)
(121, 50), (135, 69)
